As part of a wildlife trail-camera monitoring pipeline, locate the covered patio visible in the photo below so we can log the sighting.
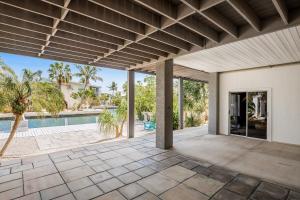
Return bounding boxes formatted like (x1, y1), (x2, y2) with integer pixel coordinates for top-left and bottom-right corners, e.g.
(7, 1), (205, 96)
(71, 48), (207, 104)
(0, 127), (299, 200)
(1, 0), (300, 199)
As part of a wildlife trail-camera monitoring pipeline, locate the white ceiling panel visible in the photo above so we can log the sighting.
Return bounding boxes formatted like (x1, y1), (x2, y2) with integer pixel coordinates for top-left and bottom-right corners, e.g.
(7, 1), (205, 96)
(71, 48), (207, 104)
(174, 26), (300, 72)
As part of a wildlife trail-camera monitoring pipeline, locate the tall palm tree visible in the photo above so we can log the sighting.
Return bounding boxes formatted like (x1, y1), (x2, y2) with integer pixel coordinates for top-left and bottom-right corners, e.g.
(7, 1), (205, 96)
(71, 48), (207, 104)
(108, 81), (118, 96)
(23, 69), (42, 82)
(74, 65), (102, 109)
(48, 62), (72, 108)
(74, 65), (102, 89)
(48, 62), (72, 90)
(0, 62), (65, 156)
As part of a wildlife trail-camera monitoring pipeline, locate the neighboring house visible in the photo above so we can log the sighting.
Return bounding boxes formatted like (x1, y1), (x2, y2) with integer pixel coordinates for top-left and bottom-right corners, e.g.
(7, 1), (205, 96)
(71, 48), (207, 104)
(60, 82), (100, 109)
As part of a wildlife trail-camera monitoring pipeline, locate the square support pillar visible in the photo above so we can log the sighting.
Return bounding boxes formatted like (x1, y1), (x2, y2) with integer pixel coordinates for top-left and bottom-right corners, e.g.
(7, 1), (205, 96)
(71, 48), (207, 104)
(208, 72), (219, 135)
(127, 70), (135, 138)
(178, 78), (184, 129)
(156, 59), (173, 149)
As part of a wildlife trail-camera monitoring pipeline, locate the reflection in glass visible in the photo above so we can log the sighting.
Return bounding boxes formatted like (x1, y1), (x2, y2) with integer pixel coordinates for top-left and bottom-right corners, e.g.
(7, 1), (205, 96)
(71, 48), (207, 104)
(230, 92), (247, 136)
(247, 92), (267, 139)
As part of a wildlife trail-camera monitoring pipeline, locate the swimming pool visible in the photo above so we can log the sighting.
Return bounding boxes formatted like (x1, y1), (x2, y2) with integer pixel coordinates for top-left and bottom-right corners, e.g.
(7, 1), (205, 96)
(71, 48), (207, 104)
(0, 114), (99, 133)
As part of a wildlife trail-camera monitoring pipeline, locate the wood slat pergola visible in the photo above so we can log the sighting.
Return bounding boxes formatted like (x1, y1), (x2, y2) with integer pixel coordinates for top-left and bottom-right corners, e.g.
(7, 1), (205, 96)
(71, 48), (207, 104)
(0, 0), (300, 81)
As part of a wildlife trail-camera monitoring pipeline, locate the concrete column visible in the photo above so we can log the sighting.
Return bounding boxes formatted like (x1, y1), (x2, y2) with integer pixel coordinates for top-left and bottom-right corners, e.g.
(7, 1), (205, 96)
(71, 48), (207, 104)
(127, 70), (135, 138)
(156, 59), (173, 149)
(208, 72), (219, 135)
(178, 78), (184, 129)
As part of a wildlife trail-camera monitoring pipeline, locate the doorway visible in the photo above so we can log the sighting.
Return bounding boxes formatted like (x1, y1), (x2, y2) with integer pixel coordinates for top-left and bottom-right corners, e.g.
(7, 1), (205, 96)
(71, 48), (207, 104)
(229, 91), (267, 139)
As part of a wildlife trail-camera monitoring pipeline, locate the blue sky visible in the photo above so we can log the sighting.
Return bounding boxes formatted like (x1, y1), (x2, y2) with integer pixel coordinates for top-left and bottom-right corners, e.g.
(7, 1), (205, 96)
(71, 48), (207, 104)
(0, 53), (147, 93)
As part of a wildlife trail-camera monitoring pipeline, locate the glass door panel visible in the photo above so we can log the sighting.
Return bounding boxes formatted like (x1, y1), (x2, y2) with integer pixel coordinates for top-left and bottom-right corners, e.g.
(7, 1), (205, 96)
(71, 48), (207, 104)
(229, 92), (247, 136)
(247, 92), (267, 139)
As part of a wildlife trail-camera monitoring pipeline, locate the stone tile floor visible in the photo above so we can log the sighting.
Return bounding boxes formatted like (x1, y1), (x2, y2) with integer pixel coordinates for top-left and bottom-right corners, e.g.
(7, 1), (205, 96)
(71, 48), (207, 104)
(0, 133), (299, 200)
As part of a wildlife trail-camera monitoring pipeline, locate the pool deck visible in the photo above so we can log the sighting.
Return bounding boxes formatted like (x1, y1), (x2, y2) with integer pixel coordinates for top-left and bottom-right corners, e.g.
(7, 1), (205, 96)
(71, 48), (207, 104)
(0, 110), (106, 120)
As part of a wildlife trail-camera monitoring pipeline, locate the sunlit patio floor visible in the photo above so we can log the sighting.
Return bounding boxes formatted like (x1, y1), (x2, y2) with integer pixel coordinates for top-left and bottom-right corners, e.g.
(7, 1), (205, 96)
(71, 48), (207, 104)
(0, 126), (299, 200)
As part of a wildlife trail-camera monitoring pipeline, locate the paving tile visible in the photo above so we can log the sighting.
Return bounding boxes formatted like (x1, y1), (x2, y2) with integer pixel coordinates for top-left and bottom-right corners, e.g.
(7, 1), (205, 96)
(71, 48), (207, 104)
(24, 173), (64, 194)
(138, 158), (157, 166)
(22, 155), (50, 165)
(124, 162), (144, 171)
(0, 186), (23, 200)
(0, 159), (21, 167)
(49, 150), (73, 159)
(159, 184), (208, 200)
(85, 159), (104, 167)
(126, 152), (149, 161)
(105, 156), (133, 168)
(179, 160), (201, 169)
(183, 174), (224, 197)
(61, 165), (95, 182)
(119, 183), (147, 199)
(67, 177), (94, 192)
(0, 172), (22, 184)
(132, 192), (160, 200)
(137, 173), (179, 195)
(97, 178), (124, 193)
(97, 151), (121, 160)
(23, 164), (57, 181)
(52, 156), (70, 163)
(151, 154), (168, 161)
(93, 191), (126, 200)
(118, 172), (142, 184)
(11, 164), (33, 173)
(134, 167), (156, 178)
(81, 155), (98, 162)
(15, 192), (41, 200)
(33, 159), (53, 168)
(192, 165), (212, 176)
(90, 171), (113, 183)
(73, 185), (103, 200)
(92, 163), (112, 172)
(160, 165), (196, 182)
(288, 190), (300, 200)
(69, 152), (85, 159)
(225, 175), (259, 196)
(0, 168), (11, 177)
(0, 178), (23, 192)
(213, 189), (246, 200)
(251, 182), (289, 200)
(108, 167), (129, 176)
(209, 170), (235, 183)
(55, 159), (85, 171)
(53, 193), (75, 200)
(40, 184), (70, 200)
(148, 162), (170, 171)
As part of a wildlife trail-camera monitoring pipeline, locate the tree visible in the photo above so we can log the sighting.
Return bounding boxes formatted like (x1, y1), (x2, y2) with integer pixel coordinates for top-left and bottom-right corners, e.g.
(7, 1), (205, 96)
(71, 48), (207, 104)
(48, 62), (72, 90)
(74, 65), (102, 90)
(0, 62), (65, 156)
(23, 69), (42, 82)
(108, 81), (118, 96)
(135, 76), (156, 120)
(73, 65), (102, 109)
(48, 62), (72, 108)
(98, 98), (127, 138)
(183, 80), (208, 127)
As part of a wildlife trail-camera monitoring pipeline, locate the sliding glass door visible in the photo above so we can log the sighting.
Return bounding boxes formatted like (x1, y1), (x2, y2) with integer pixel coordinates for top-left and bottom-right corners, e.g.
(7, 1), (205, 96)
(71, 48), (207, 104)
(229, 91), (267, 139)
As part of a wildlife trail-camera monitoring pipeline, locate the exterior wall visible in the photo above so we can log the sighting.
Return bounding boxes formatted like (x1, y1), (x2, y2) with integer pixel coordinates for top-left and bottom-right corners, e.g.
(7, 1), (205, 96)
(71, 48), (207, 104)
(60, 84), (81, 109)
(219, 63), (300, 145)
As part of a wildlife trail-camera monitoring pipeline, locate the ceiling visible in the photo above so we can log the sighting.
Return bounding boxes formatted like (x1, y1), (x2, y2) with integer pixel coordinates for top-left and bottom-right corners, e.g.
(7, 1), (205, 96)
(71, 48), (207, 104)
(0, 0), (300, 77)
(174, 25), (300, 72)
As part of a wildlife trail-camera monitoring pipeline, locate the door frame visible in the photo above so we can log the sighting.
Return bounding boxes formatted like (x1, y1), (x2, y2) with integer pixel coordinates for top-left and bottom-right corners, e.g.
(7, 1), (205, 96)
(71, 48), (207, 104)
(228, 88), (272, 142)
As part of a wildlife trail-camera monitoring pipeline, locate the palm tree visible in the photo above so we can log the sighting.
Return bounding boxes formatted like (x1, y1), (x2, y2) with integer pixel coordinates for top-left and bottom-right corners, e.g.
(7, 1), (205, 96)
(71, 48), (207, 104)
(48, 62), (72, 108)
(48, 62), (72, 90)
(23, 69), (42, 82)
(98, 99), (127, 138)
(74, 65), (102, 109)
(0, 62), (65, 156)
(74, 65), (102, 90)
(108, 81), (118, 96)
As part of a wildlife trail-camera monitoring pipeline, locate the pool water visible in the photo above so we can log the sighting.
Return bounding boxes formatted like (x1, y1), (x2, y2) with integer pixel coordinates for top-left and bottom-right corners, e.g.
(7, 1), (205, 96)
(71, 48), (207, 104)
(0, 115), (98, 133)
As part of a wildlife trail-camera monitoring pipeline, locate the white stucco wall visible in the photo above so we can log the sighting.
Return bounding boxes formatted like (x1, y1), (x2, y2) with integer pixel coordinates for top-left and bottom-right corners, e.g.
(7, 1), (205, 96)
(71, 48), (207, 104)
(219, 63), (300, 145)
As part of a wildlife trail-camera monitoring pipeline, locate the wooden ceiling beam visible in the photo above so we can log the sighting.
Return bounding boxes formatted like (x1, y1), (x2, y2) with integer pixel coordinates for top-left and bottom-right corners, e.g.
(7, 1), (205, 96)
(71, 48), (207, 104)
(272, 0), (288, 25)
(139, 38), (179, 54)
(227, 0), (261, 32)
(127, 43), (168, 57)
